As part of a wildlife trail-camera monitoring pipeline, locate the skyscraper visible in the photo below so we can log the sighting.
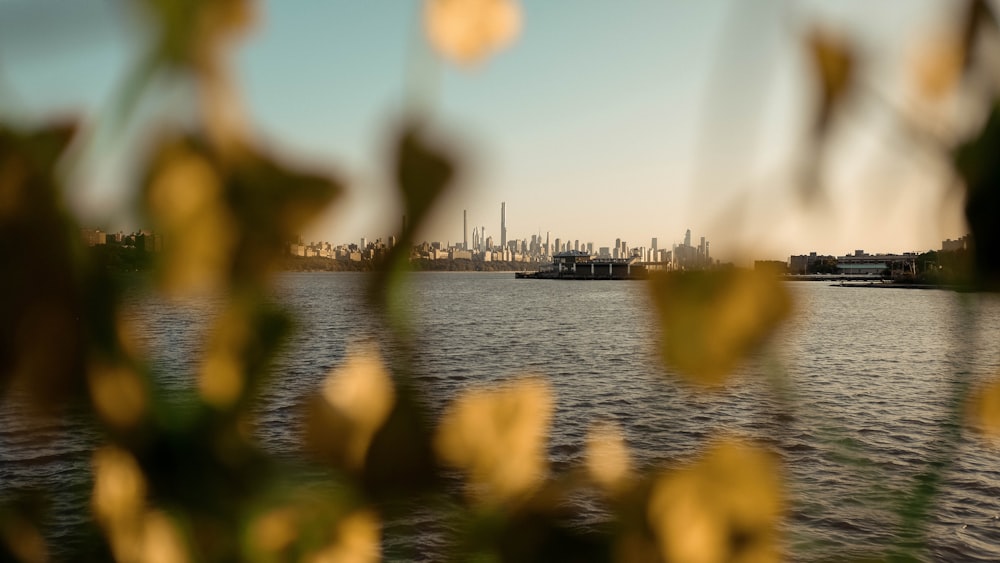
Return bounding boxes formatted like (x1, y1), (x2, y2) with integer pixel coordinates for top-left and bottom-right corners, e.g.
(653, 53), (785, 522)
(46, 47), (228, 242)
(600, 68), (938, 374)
(501, 202), (507, 249)
(684, 229), (691, 248)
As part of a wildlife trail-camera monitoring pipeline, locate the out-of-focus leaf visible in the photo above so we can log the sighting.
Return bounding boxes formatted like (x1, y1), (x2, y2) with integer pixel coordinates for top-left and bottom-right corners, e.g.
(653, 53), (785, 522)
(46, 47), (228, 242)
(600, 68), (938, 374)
(586, 422), (633, 497)
(647, 439), (783, 563)
(0, 493), (50, 563)
(424, 0), (521, 65)
(911, 1), (998, 103)
(912, 35), (964, 101)
(142, 134), (342, 294)
(0, 123), (89, 409)
(140, 510), (191, 563)
(807, 28), (854, 137)
(953, 103), (1000, 290)
(306, 509), (381, 563)
(242, 488), (378, 562)
(88, 360), (149, 431)
(0, 518), (48, 563)
(227, 142), (343, 284)
(92, 446), (148, 561)
(395, 123), (456, 232)
(143, 135), (237, 295)
(647, 269), (792, 387)
(197, 298), (290, 411)
(967, 374), (1000, 439)
(140, 0), (255, 71)
(960, 0), (999, 73)
(435, 377), (552, 505)
(360, 377), (442, 501)
(91, 451), (192, 563)
(371, 121), (457, 321)
(798, 29), (855, 203)
(304, 345), (396, 472)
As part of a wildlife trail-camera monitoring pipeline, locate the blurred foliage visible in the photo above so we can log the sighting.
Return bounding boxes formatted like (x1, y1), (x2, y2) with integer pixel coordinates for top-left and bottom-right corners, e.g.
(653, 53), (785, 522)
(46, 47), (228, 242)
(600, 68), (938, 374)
(1, 0), (1000, 562)
(647, 269), (791, 388)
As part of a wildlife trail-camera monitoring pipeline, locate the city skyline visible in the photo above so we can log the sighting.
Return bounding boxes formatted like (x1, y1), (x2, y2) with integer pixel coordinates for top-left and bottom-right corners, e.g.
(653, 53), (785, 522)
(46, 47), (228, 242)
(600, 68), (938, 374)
(0, 1), (970, 260)
(319, 201), (953, 263)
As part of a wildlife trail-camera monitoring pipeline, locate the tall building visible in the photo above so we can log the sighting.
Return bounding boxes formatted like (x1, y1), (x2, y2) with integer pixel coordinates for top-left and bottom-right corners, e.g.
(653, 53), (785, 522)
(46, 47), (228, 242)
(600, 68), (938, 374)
(501, 202), (507, 249)
(684, 229), (691, 247)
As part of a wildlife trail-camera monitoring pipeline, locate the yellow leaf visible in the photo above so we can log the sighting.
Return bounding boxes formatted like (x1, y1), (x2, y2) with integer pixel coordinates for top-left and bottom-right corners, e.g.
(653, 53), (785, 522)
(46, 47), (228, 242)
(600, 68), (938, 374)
(88, 361), (148, 430)
(911, 34), (964, 101)
(141, 510), (190, 563)
(307, 510), (381, 563)
(585, 422), (633, 495)
(0, 516), (48, 563)
(305, 345), (396, 471)
(968, 374), (1000, 439)
(647, 269), (792, 387)
(648, 440), (783, 563)
(198, 306), (254, 409)
(807, 28), (855, 134)
(434, 377), (551, 504)
(92, 446), (147, 526)
(248, 507), (300, 555)
(144, 137), (238, 296)
(424, 0), (522, 65)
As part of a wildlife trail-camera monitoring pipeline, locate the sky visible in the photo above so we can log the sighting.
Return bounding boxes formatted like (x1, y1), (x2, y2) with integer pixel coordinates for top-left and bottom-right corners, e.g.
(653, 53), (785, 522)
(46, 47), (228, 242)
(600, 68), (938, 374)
(0, 0), (977, 261)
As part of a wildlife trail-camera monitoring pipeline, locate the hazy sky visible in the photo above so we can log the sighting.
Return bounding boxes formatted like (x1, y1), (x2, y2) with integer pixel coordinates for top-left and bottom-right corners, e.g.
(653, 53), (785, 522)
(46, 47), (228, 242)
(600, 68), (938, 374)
(0, 0), (973, 260)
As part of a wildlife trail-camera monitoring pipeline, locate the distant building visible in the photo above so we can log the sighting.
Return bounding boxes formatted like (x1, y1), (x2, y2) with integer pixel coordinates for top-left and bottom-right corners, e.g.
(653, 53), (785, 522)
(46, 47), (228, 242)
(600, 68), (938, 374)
(500, 202), (507, 249)
(81, 228), (106, 246)
(836, 253), (916, 276)
(788, 251), (835, 274)
(942, 236), (969, 252)
(788, 254), (809, 274)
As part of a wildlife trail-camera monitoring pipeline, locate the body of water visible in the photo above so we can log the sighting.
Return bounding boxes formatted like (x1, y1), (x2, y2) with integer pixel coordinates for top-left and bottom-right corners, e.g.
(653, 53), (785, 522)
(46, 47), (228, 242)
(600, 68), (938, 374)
(3, 272), (1000, 561)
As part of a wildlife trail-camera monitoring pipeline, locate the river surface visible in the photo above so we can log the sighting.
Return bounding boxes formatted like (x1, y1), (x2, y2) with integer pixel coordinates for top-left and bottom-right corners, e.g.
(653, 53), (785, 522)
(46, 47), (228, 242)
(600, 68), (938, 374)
(3, 272), (1000, 561)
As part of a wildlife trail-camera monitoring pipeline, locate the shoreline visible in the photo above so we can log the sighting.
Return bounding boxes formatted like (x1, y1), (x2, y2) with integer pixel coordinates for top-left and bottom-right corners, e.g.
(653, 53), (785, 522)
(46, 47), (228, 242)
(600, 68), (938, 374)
(830, 281), (967, 291)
